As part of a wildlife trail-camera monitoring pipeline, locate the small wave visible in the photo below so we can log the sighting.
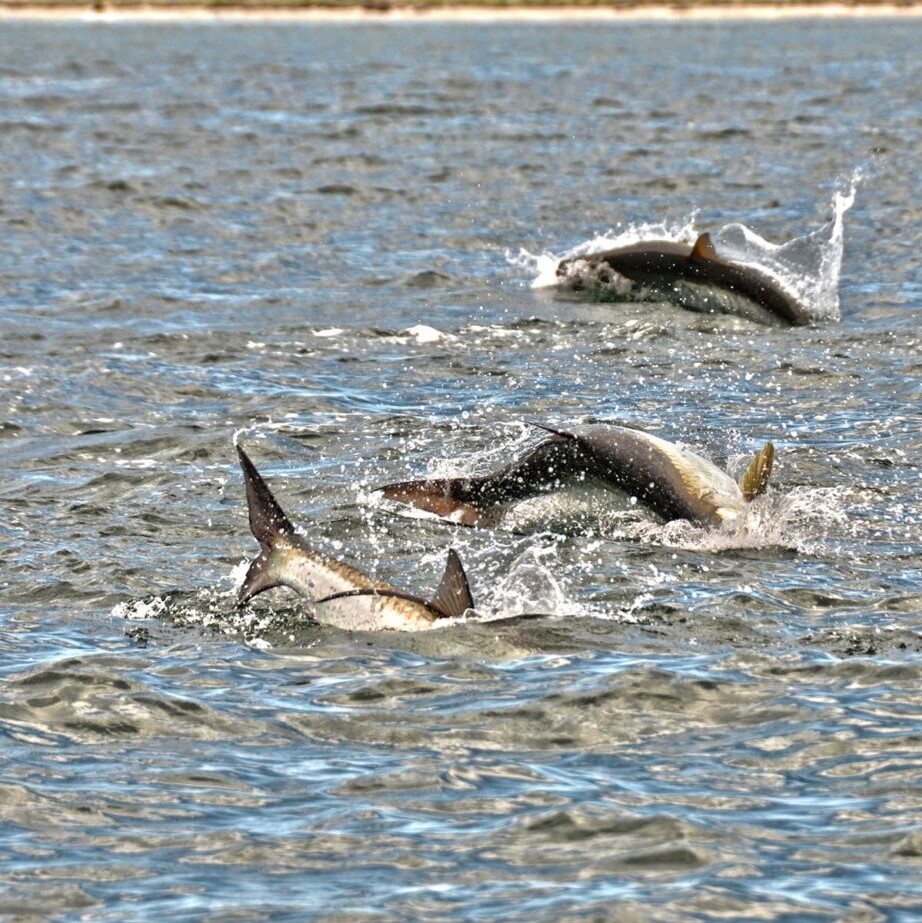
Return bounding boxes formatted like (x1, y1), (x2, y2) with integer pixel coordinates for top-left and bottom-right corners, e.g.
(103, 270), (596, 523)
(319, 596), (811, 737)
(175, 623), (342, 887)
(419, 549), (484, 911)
(385, 324), (447, 345)
(402, 270), (455, 289)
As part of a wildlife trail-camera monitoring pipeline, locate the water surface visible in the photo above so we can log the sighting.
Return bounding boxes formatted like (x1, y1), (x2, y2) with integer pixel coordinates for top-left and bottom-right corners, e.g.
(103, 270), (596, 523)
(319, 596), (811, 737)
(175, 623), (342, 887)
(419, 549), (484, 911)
(1, 18), (920, 922)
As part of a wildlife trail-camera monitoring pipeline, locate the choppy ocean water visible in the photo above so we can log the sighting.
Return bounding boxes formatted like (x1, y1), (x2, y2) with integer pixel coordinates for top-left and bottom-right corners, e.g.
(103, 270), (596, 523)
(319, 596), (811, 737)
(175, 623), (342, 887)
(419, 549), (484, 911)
(0, 16), (920, 922)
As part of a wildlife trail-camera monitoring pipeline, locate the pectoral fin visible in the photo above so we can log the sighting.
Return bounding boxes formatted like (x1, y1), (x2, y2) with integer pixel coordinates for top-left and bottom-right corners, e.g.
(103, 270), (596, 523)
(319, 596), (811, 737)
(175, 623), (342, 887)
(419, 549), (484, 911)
(740, 441), (774, 502)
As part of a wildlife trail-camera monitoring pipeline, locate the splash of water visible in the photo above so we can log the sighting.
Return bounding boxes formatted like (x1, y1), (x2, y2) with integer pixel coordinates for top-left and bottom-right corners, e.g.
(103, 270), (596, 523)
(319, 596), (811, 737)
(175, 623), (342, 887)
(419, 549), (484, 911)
(474, 541), (594, 621)
(516, 214), (699, 289)
(638, 484), (855, 555)
(712, 172), (861, 322)
(517, 173), (862, 323)
(111, 596), (169, 620)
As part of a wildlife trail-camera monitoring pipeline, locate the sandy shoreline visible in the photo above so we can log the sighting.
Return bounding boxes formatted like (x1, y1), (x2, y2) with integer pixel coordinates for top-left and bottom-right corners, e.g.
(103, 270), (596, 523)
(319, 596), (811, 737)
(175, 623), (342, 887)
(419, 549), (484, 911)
(1, 2), (920, 22)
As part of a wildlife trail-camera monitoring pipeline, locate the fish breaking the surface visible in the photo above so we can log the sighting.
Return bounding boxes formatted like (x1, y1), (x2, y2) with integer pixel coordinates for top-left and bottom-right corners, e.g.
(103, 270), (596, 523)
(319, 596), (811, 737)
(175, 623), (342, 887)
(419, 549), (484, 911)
(379, 423), (774, 529)
(237, 444), (474, 631)
(555, 233), (810, 326)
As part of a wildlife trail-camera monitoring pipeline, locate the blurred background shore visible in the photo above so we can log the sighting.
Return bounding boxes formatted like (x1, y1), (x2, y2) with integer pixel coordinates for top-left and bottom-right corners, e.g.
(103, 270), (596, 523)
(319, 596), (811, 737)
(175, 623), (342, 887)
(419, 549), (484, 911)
(1, 0), (919, 20)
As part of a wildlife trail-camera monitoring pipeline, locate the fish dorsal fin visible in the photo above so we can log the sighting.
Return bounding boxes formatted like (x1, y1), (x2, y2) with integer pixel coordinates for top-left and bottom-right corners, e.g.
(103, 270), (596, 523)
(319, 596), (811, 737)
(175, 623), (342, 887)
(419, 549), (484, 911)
(429, 548), (474, 618)
(690, 232), (720, 263)
(237, 444), (295, 550)
(740, 441), (774, 502)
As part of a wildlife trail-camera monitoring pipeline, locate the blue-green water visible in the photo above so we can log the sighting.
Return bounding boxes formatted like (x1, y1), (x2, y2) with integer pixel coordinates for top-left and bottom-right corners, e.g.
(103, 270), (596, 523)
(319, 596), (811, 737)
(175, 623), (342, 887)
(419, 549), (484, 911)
(0, 17), (920, 922)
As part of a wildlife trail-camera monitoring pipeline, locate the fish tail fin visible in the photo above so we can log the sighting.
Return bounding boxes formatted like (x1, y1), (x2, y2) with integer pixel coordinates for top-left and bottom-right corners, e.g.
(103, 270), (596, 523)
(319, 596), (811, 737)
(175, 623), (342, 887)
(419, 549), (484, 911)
(236, 444), (297, 604)
(238, 552), (282, 605)
(740, 441), (774, 502)
(378, 479), (492, 527)
(429, 548), (474, 618)
(237, 444), (296, 547)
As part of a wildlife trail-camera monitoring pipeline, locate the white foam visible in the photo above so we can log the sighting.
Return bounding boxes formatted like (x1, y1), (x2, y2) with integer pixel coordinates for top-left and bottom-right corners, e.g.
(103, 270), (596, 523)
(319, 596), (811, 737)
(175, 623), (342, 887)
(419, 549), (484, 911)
(382, 324), (448, 345)
(404, 324), (444, 344)
(632, 485), (855, 555)
(229, 559), (251, 592)
(518, 215), (699, 289)
(111, 596), (167, 620)
(114, 458), (158, 470)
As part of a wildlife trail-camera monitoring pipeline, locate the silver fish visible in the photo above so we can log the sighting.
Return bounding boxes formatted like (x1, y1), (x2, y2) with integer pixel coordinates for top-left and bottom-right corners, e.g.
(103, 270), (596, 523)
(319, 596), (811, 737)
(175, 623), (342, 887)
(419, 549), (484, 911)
(556, 233), (809, 326)
(236, 444), (474, 631)
(379, 423), (774, 529)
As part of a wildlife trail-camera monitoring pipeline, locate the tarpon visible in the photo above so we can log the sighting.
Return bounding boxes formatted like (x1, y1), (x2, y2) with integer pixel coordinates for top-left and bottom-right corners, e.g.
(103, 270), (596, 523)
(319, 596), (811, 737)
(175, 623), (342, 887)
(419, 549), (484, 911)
(379, 423), (774, 528)
(555, 233), (810, 326)
(236, 444), (474, 631)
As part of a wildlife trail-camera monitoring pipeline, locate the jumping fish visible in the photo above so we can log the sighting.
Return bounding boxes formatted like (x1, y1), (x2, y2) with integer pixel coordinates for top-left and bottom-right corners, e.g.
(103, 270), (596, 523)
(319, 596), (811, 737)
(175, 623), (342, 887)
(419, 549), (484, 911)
(555, 233), (810, 326)
(379, 423), (774, 528)
(236, 444), (474, 631)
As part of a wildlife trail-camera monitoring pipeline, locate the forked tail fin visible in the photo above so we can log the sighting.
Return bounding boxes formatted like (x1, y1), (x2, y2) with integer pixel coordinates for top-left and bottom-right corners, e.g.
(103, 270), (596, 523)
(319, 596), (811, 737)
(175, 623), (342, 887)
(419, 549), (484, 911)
(379, 479), (493, 527)
(236, 444), (297, 605)
(740, 441), (774, 502)
(237, 444), (295, 549)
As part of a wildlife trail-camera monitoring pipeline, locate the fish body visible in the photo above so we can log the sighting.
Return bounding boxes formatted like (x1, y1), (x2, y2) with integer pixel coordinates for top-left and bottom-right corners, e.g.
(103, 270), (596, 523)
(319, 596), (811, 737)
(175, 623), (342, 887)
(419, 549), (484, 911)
(380, 423), (774, 529)
(562, 424), (747, 525)
(236, 444), (473, 631)
(556, 233), (809, 327)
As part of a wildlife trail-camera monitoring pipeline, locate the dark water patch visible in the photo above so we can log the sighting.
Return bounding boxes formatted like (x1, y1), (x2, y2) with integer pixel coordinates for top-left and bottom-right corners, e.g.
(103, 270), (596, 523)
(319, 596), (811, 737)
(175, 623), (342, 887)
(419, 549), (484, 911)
(403, 270), (455, 288)
(354, 104), (439, 117)
(316, 183), (360, 196)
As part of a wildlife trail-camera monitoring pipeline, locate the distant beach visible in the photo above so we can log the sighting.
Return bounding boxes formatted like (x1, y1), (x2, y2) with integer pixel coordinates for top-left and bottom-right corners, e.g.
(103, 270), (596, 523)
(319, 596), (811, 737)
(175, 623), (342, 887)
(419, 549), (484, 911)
(1, 0), (919, 21)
